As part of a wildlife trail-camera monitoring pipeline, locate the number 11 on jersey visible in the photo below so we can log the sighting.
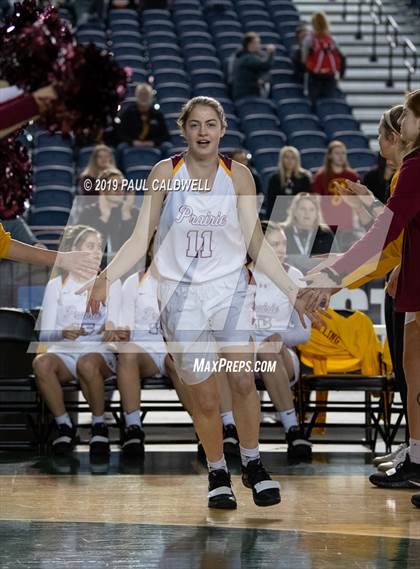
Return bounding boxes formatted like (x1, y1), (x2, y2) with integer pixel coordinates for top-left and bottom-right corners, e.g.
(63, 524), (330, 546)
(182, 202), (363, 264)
(186, 230), (214, 258)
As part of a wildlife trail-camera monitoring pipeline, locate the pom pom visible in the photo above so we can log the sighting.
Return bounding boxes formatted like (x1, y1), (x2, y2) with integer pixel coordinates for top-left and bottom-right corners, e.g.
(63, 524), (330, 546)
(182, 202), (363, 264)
(0, 134), (32, 219)
(0, 1), (73, 90)
(40, 44), (128, 138)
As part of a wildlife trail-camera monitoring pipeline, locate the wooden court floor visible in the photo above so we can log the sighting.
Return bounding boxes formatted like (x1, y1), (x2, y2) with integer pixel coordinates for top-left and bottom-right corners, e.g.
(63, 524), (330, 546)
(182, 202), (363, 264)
(0, 451), (419, 568)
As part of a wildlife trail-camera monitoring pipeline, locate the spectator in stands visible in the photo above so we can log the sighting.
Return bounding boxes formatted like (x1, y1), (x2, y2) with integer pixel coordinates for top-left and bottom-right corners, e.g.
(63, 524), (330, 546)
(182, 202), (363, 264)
(265, 146), (311, 222)
(231, 32), (276, 101)
(312, 141), (368, 248)
(291, 23), (309, 84)
(281, 192), (337, 273)
(302, 12), (345, 106)
(76, 168), (138, 256)
(0, 216), (45, 248)
(363, 154), (396, 205)
(117, 83), (171, 154)
(79, 144), (116, 195)
(33, 224), (122, 455)
(231, 149), (262, 195)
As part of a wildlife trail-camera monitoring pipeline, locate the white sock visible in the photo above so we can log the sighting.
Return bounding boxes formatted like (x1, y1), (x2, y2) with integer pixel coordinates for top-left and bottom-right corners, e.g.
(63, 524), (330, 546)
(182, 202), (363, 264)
(207, 455), (228, 473)
(55, 413), (72, 428)
(124, 410), (141, 428)
(92, 414), (105, 426)
(409, 439), (420, 464)
(220, 411), (235, 427)
(277, 409), (298, 433)
(240, 445), (260, 467)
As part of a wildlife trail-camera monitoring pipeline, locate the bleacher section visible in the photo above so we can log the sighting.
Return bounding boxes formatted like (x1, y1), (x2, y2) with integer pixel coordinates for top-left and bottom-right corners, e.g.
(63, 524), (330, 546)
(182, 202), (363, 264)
(28, 0), (377, 243)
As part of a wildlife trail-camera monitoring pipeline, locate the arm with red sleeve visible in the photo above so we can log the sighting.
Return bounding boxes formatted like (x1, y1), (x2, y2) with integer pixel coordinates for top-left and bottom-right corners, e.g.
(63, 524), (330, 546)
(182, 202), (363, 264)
(0, 94), (39, 131)
(331, 153), (420, 280)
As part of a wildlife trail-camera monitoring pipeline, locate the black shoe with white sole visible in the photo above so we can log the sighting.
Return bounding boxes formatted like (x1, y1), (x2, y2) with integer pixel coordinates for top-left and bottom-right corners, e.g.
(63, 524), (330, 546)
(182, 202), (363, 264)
(411, 494), (420, 508)
(369, 455), (420, 489)
(89, 423), (110, 456)
(286, 426), (312, 461)
(51, 423), (76, 455)
(223, 424), (240, 456)
(242, 458), (281, 507)
(122, 425), (145, 458)
(208, 469), (237, 510)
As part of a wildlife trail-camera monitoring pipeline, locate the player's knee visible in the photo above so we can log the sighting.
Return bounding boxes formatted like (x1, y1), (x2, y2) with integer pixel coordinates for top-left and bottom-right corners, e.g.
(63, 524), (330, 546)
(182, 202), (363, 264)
(229, 373), (255, 397)
(77, 355), (98, 379)
(33, 355), (55, 380)
(192, 389), (219, 417)
(118, 352), (138, 368)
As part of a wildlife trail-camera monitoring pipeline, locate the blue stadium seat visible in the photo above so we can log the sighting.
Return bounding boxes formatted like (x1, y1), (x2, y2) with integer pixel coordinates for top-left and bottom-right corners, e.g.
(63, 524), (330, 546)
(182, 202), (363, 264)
(149, 43), (182, 58)
(288, 131), (328, 150)
(77, 146), (97, 170)
(253, 148), (281, 170)
(28, 206), (71, 226)
(77, 30), (107, 47)
(323, 115), (360, 137)
(237, 0), (266, 9)
(111, 30), (142, 44)
(174, 0), (202, 8)
(77, 22), (106, 32)
(154, 69), (188, 85)
(220, 131), (244, 150)
(112, 44), (144, 58)
(158, 97), (188, 114)
(114, 55), (146, 70)
(243, 21), (277, 35)
(128, 69), (149, 83)
(190, 69), (225, 85)
(217, 44), (241, 60)
(183, 44), (217, 58)
(271, 83), (304, 101)
(214, 31), (243, 47)
(277, 21), (299, 37)
(239, 10), (272, 23)
(242, 113), (280, 133)
(316, 99), (352, 118)
(248, 130), (287, 152)
(211, 22), (242, 35)
(156, 82), (190, 99)
(217, 98), (236, 116)
(164, 113), (180, 131)
(142, 9), (171, 20)
(282, 114), (321, 136)
(236, 97), (277, 118)
(270, 69), (296, 84)
(177, 20), (209, 34)
(173, 10), (203, 23)
(277, 98), (312, 119)
(151, 55), (185, 70)
(143, 21), (175, 33)
(121, 147), (162, 170)
(33, 147), (74, 168)
(256, 31), (281, 44)
(225, 114), (241, 131)
(270, 1), (298, 11)
(34, 132), (73, 148)
(171, 132), (186, 147)
(109, 9), (139, 21)
(333, 131), (370, 149)
(32, 187), (74, 209)
(193, 83), (227, 98)
(33, 166), (74, 187)
(180, 31), (213, 46)
(126, 166), (153, 184)
(300, 149), (326, 171)
(272, 55), (294, 71)
(185, 55), (221, 71)
(147, 31), (177, 44)
(110, 19), (140, 33)
(273, 10), (300, 23)
(347, 149), (377, 170)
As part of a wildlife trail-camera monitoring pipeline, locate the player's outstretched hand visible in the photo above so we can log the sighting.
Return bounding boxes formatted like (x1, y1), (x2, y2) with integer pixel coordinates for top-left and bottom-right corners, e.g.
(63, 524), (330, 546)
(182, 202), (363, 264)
(77, 273), (107, 314)
(385, 265), (400, 299)
(57, 250), (99, 277)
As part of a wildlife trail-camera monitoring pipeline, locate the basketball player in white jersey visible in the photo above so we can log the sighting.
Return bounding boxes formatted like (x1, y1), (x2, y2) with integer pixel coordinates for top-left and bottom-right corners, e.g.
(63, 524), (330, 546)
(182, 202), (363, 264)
(81, 97), (325, 509)
(33, 225), (122, 456)
(252, 222), (313, 460)
(117, 266), (194, 457)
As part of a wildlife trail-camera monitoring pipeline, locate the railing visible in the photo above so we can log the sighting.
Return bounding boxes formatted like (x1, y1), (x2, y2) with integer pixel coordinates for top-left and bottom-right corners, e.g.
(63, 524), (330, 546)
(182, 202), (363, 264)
(344, 0), (418, 90)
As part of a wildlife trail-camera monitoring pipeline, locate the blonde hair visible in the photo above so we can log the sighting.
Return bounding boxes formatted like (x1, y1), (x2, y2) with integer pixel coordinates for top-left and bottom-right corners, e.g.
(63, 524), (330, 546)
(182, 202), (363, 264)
(283, 192), (325, 228)
(177, 96), (228, 131)
(81, 145), (116, 179)
(312, 11), (330, 35)
(323, 140), (351, 179)
(277, 146), (310, 187)
(380, 105), (403, 139)
(98, 167), (124, 181)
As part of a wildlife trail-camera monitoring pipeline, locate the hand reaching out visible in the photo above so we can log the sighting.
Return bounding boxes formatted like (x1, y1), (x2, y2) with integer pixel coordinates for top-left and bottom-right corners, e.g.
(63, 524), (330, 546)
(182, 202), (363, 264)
(385, 265), (400, 298)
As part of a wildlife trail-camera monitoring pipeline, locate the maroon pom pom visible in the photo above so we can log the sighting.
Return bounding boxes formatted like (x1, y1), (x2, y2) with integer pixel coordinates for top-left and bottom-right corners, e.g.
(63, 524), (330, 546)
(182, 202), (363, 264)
(0, 134), (32, 219)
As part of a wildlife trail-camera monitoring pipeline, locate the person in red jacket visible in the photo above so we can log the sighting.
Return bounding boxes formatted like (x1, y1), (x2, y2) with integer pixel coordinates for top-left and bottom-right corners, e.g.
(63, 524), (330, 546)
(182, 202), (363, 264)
(311, 140), (368, 248)
(307, 90), (420, 499)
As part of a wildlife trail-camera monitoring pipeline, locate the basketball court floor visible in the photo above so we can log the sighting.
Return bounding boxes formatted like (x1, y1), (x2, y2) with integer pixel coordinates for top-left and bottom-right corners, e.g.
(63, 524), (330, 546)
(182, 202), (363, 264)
(1, 445), (419, 569)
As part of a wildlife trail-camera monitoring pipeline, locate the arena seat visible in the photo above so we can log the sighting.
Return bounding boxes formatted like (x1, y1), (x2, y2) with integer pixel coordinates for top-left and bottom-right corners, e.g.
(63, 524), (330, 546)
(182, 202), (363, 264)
(156, 82), (191, 99)
(323, 115), (360, 138)
(288, 131), (328, 150)
(32, 147), (74, 168)
(109, 9), (139, 21)
(112, 44), (145, 58)
(242, 114), (280, 133)
(300, 149), (326, 171)
(31, 187), (75, 209)
(151, 55), (185, 70)
(33, 166), (74, 187)
(316, 99), (353, 118)
(121, 147), (162, 170)
(153, 69), (189, 85)
(247, 130), (287, 152)
(28, 206), (71, 226)
(347, 149), (378, 169)
(271, 83), (305, 101)
(236, 97), (277, 118)
(281, 114), (321, 136)
(193, 83), (228, 98)
(253, 148), (283, 170)
(109, 19), (141, 33)
(277, 98), (312, 119)
(333, 131), (371, 149)
(190, 69), (225, 85)
(148, 43), (182, 58)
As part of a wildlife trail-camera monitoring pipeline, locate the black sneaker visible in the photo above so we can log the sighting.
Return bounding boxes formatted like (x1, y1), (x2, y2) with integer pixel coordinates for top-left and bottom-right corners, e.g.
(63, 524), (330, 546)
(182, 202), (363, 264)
(223, 424), (240, 456)
(411, 494), (420, 508)
(51, 423), (76, 455)
(286, 426), (312, 461)
(242, 458), (281, 507)
(89, 423), (110, 456)
(122, 425), (145, 458)
(369, 455), (420, 489)
(208, 469), (237, 510)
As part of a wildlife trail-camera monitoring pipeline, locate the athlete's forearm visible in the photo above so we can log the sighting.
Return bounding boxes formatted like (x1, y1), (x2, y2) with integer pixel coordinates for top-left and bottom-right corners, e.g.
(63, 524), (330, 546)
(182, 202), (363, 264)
(6, 240), (57, 266)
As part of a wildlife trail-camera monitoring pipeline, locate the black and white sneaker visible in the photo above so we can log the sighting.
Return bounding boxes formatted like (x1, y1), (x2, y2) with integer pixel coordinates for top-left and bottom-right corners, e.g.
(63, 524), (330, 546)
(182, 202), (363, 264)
(286, 426), (312, 461)
(122, 425), (145, 458)
(89, 423), (110, 456)
(411, 494), (420, 508)
(369, 455), (420, 489)
(242, 458), (281, 507)
(51, 423), (76, 455)
(208, 468), (237, 509)
(223, 424), (240, 456)
(373, 443), (408, 467)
